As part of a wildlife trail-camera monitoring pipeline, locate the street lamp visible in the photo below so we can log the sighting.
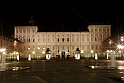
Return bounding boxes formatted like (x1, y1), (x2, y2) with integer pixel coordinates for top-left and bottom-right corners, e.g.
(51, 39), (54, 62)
(121, 37), (124, 59)
(42, 51), (45, 59)
(106, 50), (110, 59)
(95, 52), (98, 60)
(32, 51), (35, 59)
(91, 50), (94, 58)
(28, 47), (31, 60)
(121, 36), (124, 42)
(81, 50), (84, 59)
(0, 48), (5, 52)
(37, 46), (40, 59)
(16, 52), (19, 61)
(117, 44), (124, 59)
(28, 53), (31, 60)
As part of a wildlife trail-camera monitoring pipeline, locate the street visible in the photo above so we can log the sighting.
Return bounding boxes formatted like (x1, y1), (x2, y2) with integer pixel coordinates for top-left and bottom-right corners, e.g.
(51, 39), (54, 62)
(0, 59), (124, 83)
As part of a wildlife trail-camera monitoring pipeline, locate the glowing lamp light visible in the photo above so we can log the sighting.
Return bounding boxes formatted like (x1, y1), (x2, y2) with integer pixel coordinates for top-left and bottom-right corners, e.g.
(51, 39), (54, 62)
(37, 47), (40, 50)
(75, 54), (80, 59)
(28, 53), (31, 60)
(118, 66), (124, 70)
(109, 41), (112, 44)
(14, 40), (17, 46)
(91, 50), (93, 53)
(42, 51), (45, 54)
(0, 48), (6, 52)
(3, 52), (6, 54)
(15, 52), (19, 60)
(91, 66), (95, 69)
(106, 50), (109, 52)
(121, 77), (124, 81)
(119, 50), (121, 53)
(66, 51), (68, 54)
(117, 45), (124, 49)
(81, 50), (84, 53)
(107, 53), (109, 59)
(32, 51), (35, 54)
(121, 37), (124, 41)
(28, 47), (30, 50)
(46, 54), (51, 60)
(95, 52), (98, 60)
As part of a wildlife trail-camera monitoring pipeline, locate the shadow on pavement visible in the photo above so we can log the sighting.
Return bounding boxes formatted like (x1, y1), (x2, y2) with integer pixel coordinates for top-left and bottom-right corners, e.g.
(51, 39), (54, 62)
(108, 77), (124, 83)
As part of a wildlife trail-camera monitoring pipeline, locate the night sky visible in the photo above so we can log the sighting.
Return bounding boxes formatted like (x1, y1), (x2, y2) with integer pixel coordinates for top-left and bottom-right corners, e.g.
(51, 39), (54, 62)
(0, 1), (124, 37)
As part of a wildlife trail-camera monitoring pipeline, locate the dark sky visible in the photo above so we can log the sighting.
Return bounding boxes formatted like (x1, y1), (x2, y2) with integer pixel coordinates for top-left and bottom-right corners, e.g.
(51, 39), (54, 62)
(0, 1), (124, 37)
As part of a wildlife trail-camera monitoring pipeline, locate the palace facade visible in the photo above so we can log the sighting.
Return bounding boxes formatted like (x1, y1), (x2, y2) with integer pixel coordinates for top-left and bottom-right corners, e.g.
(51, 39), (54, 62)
(14, 24), (111, 59)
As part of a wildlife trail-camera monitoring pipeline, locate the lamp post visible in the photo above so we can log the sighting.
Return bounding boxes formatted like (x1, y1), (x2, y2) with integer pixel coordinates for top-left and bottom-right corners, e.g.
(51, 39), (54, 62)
(117, 45), (124, 59)
(95, 52), (98, 60)
(81, 50), (84, 59)
(28, 47), (30, 59)
(28, 53), (31, 60)
(42, 51), (45, 59)
(37, 46), (40, 59)
(109, 40), (112, 58)
(42, 47), (45, 58)
(106, 50), (109, 59)
(91, 50), (94, 59)
(16, 52), (19, 61)
(120, 36), (124, 59)
(32, 51), (35, 59)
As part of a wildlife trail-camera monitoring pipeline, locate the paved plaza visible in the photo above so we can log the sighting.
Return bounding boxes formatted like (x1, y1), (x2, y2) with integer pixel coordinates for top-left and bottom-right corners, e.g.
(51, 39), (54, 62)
(1, 58), (124, 83)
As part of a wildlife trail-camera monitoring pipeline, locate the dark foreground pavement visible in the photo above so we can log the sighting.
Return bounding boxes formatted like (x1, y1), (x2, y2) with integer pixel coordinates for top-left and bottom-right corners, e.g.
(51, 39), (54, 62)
(1, 59), (124, 83)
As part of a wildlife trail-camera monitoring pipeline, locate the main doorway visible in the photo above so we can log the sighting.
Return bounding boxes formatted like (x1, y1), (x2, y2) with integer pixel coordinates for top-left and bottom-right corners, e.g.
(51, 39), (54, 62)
(61, 51), (65, 59)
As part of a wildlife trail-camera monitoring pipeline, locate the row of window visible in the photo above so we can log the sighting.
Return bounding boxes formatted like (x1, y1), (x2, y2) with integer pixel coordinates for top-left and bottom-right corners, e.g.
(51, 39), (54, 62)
(91, 28), (110, 32)
(19, 37), (89, 42)
(19, 36), (106, 42)
(16, 26), (110, 34)
(16, 34), (90, 37)
(89, 26), (110, 31)
(16, 28), (36, 33)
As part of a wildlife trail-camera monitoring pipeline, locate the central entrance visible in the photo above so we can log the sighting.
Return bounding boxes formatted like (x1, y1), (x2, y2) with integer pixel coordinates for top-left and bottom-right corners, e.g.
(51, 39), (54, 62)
(61, 51), (65, 59)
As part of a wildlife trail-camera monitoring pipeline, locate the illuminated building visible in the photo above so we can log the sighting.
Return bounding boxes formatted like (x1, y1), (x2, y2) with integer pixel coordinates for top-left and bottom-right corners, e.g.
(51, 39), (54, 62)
(14, 16), (111, 59)
(0, 35), (23, 60)
(102, 33), (124, 59)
